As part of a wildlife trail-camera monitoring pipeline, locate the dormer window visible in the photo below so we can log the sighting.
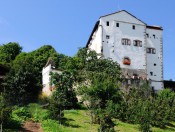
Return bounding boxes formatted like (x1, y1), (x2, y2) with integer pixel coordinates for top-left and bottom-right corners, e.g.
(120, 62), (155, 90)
(133, 40), (142, 47)
(123, 57), (131, 65)
(122, 38), (131, 45)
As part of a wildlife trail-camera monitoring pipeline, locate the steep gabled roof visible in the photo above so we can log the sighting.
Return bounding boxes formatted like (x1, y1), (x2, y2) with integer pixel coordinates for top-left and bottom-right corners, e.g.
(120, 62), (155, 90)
(86, 10), (163, 47)
(86, 21), (99, 48)
(100, 10), (147, 25)
(44, 57), (55, 68)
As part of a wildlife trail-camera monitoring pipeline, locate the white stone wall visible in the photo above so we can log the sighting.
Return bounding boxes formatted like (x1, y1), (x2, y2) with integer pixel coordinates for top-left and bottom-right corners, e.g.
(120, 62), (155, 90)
(42, 64), (62, 96)
(87, 11), (164, 91)
(42, 64), (52, 85)
(146, 28), (163, 90)
(100, 12), (146, 72)
(89, 26), (102, 54)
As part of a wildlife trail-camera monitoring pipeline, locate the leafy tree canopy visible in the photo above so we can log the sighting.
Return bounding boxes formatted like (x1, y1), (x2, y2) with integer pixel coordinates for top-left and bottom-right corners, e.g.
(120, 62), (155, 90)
(0, 42), (22, 66)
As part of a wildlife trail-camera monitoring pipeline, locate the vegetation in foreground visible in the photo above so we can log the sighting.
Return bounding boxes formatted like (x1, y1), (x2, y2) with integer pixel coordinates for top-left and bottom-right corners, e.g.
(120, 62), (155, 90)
(4, 104), (175, 132)
(1, 43), (175, 132)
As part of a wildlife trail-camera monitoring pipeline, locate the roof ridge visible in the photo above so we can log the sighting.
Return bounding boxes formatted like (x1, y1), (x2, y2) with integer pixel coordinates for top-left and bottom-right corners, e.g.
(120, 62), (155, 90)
(100, 10), (147, 25)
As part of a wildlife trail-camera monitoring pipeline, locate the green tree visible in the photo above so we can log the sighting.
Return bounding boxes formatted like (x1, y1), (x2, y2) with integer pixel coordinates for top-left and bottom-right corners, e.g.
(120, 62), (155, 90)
(0, 94), (11, 132)
(76, 48), (121, 132)
(3, 45), (60, 105)
(119, 84), (152, 132)
(0, 42), (22, 66)
(3, 55), (41, 106)
(151, 89), (175, 128)
(49, 71), (78, 122)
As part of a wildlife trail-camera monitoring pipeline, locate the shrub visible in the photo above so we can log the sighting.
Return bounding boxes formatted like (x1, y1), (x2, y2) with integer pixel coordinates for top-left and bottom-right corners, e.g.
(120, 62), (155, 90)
(12, 106), (31, 122)
(28, 103), (50, 122)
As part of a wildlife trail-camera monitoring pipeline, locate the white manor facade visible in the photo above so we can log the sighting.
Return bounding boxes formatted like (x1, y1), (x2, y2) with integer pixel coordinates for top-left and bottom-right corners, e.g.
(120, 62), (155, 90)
(86, 10), (163, 91)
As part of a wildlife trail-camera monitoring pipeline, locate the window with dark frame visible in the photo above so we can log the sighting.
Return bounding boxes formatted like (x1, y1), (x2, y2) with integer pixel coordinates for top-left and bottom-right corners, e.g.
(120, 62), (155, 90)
(122, 38), (131, 45)
(147, 48), (156, 54)
(133, 25), (135, 30)
(146, 34), (149, 38)
(133, 40), (142, 47)
(116, 23), (119, 27)
(150, 72), (153, 76)
(106, 35), (110, 39)
(153, 34), (155, 38)
(106, 21), (109, 26)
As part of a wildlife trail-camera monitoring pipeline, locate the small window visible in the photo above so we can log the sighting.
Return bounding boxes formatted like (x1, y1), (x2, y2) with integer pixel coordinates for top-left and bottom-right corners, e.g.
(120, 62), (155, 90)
(152, 49), (156, 54)
(147, 48), (156, 54)
(133, 25), (135, 30)
(133, 40), (142, 47)
(146, 34), (149, 38)
(154, 63), (156, 66)
(153, 34), (156, 39)
(122, 38), (131, 45)
(116, 23), (119, 27)
(106, 21), (109, 26)
(150, 72), (153, 76)
(106, 35), (110, 39)
(101, 47), (103, 53)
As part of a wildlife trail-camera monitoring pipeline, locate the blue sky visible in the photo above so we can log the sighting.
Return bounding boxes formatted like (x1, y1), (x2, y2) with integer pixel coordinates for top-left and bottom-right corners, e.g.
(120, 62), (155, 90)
(0, 0), (174, 80)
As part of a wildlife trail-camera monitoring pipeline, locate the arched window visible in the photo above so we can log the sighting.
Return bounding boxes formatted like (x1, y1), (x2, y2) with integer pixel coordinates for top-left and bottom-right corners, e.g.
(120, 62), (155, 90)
(123, 57), (131, 65)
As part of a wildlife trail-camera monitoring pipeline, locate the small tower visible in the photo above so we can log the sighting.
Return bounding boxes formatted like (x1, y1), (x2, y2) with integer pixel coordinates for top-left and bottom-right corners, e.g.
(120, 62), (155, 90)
(42, 58), (62, 96)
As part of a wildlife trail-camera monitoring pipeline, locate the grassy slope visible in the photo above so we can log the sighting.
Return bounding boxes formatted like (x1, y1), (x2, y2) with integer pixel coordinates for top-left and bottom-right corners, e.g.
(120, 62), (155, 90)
(7, 104), (175, 132)
(42, 110), (175, 132)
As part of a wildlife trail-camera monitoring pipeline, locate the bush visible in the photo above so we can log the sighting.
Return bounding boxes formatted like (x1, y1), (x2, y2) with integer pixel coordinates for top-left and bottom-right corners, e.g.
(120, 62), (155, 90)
(12, 106), (31, 122)
(38, 92), (49, 105)
(28, 103), (50, 122)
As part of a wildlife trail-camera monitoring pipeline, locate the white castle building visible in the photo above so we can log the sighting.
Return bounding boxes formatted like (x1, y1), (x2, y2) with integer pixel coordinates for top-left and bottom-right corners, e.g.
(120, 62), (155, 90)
(86, 10), (163, 91)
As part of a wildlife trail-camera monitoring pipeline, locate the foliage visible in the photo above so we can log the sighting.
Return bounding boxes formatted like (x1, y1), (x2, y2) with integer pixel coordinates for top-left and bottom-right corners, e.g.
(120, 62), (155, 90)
(3, 63), (40, 105)
(0, 42), (22, 66)
(42, 109), (175, 132)
(0, 94), (12, 131)
(27, 103), (50, 122)
(76, 48), (121, 132)
(38, 92), (49, 104)
(49, 71), (78, 122)
(117, 84), (152, 131)
(117, 84), (175, 131)
(151, 89), (175, 128)
(12, 106), (31, 123)
(3, 45), (60, 105)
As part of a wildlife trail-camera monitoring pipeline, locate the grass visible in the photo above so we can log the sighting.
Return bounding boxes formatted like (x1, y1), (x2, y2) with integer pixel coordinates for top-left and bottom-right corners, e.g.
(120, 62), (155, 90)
(41, 109), (175, 132)
(5, 104), (175, 132)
